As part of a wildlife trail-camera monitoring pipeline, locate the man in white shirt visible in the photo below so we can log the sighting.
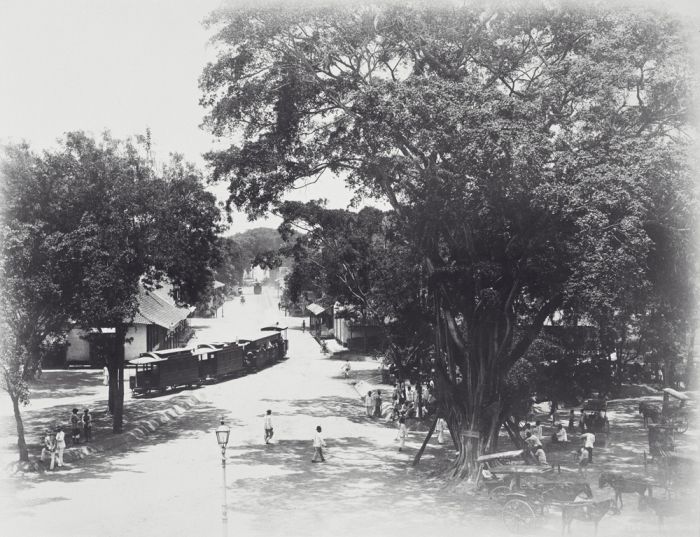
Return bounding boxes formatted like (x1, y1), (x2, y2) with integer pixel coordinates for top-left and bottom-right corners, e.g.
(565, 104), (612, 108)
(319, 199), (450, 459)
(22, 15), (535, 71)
(580, 431), (595, 462)
(554, 424), (568, 443)
(311, 425), (326, 463)
(264, 410), (273, 444)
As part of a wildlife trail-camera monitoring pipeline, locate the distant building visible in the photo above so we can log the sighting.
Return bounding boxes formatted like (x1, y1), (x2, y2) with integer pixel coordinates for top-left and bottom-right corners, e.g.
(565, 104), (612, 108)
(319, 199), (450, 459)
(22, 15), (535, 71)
(64, 286), (193, 366)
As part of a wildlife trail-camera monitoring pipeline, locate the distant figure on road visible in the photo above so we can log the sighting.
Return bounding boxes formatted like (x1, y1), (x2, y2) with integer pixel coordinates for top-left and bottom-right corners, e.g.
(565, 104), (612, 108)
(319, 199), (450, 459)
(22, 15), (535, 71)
(311, 425), (326, 463)
(70, 408), (81, 445)
(398, 416), (407, 452)
(374, 390), (383, 418)
(102, 365), (109, 386)
(341, 361), (351, 378)
(365, 391), (374, 417)
(302, 320), (306, 332)
(82, 409), (92, 442)
(55, 426), (66, 468)
(264, 410), (274, 444)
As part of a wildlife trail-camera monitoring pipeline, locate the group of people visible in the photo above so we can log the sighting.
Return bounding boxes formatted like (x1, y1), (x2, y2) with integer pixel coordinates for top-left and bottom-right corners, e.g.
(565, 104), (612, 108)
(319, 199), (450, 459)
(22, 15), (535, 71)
(364, 390), (384, 418)
(260, 410), (327, 463)
(520, 417), (596, 474)
(41, 408), (92, 470)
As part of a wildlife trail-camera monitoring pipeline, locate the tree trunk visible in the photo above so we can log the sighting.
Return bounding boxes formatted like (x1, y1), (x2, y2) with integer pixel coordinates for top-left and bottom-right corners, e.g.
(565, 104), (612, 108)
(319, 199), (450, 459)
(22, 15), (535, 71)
(111, 324), (127, 434)
(10, 391), (29, 462)
(413, 415), (438, 466)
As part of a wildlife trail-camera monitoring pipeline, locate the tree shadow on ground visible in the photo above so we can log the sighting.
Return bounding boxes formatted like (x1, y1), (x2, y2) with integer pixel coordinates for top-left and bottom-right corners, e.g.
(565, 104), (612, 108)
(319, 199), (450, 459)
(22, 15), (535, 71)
(6, 401), (239, 491)
(26, 370), (103, 401)
(1, 393), (230, 471)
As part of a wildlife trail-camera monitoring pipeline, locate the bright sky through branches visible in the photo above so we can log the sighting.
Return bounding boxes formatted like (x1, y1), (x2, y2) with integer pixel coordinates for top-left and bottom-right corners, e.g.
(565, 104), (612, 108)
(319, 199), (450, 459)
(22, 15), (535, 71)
(0, 0), (359, 233)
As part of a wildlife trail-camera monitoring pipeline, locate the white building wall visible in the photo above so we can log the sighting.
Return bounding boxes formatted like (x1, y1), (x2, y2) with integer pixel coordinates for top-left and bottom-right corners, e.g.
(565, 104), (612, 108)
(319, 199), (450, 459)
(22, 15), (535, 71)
(125, 324), (148, 361)
(65, 328), (91, 363)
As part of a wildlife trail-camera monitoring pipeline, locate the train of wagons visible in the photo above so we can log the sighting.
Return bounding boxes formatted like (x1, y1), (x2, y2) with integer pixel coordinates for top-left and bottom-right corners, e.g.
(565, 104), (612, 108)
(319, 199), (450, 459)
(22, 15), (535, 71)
(128, 325), (288, 396)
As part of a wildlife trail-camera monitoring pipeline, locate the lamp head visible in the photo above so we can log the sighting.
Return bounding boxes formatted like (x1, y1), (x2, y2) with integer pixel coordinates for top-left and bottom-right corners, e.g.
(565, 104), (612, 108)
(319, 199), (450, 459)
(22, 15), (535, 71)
(215, 417), (230, 448)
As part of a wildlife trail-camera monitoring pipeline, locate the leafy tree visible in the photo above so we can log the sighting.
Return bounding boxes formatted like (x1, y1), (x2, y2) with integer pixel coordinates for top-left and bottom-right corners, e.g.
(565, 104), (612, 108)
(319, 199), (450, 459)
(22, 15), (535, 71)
(1, 133), (222, 439)
(201, 2), (694, 478)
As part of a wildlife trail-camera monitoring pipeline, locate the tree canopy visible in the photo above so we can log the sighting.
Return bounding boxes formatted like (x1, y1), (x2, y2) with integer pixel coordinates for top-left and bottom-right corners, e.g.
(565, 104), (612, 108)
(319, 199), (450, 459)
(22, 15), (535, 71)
(201, 1), (696, 477)
(1, 132), (222, 444)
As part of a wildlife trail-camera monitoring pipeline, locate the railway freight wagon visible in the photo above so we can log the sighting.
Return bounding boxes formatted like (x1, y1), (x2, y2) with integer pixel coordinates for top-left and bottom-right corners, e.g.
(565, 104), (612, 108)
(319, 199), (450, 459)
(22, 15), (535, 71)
(129, 347), (200, 395)
(195, 342), (245, 381)
(240, 334), (276, 370)
(261, 326), (288, 359)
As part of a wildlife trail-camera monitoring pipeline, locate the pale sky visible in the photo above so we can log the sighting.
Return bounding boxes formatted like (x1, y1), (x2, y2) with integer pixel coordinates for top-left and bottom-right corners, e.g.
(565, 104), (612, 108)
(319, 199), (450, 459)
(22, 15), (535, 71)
(1, 0), (696, 234)
(0, 0), (358, 233)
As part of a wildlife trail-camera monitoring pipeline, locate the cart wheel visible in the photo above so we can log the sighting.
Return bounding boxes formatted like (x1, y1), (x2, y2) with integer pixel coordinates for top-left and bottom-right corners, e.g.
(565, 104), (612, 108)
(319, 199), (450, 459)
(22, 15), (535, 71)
(502, 499), (536, 533)
(674, 417), (688, 434)
(489, 485), (511, 503)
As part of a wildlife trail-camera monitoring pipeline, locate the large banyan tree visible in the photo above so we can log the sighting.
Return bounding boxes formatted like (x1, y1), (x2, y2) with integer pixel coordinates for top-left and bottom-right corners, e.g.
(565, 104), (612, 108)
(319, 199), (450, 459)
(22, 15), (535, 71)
(201, 0), (695, 478)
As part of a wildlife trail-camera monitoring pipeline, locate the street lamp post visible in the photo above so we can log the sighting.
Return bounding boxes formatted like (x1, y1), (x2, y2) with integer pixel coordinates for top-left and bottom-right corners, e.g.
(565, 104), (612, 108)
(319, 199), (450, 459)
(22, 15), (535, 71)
(215, 418), (231, 537)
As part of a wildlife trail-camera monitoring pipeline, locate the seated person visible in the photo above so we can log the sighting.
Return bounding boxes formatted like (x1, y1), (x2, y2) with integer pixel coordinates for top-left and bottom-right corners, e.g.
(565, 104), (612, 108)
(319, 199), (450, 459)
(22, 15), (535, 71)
(524, 431), (542, 450)
(552, 423), (568, 443)
(533, 446), (547, 465)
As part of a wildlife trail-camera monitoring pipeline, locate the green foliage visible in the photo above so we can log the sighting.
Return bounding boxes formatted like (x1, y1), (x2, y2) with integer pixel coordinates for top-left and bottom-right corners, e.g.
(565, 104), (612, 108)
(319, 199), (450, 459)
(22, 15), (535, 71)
(1, 132), (222, 435)
(202, 2), (695, 462)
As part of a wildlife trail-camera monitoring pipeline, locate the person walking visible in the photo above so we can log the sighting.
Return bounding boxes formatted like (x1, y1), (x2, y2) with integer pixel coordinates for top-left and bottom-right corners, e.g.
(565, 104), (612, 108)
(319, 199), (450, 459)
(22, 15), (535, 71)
(102, 365), (109, 387)
(302, 320), (306, 333)
(365, 391), (374, 417)
(436, 417), (447, 445)
(82, 409), (92, 442)
(54, 426), (66, 468)
(311, 425), (326, 463)
(398, 416), (408, 452)
(264, 410), (274, 444)
(374, 390), (383, 418)
(70, 408), (81, 445)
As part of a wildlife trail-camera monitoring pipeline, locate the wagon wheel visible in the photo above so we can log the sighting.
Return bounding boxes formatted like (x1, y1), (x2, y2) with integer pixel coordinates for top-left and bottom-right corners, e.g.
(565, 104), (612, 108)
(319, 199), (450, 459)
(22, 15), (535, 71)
(673, 416), (688, 434)
(502, 499), (536, 533)
(489, 485), (511, 503)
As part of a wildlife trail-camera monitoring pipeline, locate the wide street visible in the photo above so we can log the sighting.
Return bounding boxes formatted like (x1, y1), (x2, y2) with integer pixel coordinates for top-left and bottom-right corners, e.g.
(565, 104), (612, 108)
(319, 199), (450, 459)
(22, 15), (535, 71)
(1, 286), (698, 537)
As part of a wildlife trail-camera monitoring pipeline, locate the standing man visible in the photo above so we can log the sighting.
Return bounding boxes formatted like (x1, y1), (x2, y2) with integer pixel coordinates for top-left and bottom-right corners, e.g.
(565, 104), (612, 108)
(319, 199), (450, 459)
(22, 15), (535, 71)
(398, 416), (408, 452)
(302, 320), (306, 333)
(311, 425), (326, 463)
(365, 391), (374, 417)
(436, 417), (447, 445)
(54, 426), (66, 468)
(264, 410), (274, 444)
(70, 408), (81, 445)
(580, 430), (596, 463)
(374, 390), (383, 418)
(82, 408), (92, 442)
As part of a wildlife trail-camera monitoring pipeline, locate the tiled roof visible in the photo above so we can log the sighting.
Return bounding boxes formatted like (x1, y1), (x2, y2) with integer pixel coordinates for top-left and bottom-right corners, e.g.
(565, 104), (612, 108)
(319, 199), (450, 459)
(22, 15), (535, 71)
(306, 303), (327, 316)
(132, 287), (190, 330)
